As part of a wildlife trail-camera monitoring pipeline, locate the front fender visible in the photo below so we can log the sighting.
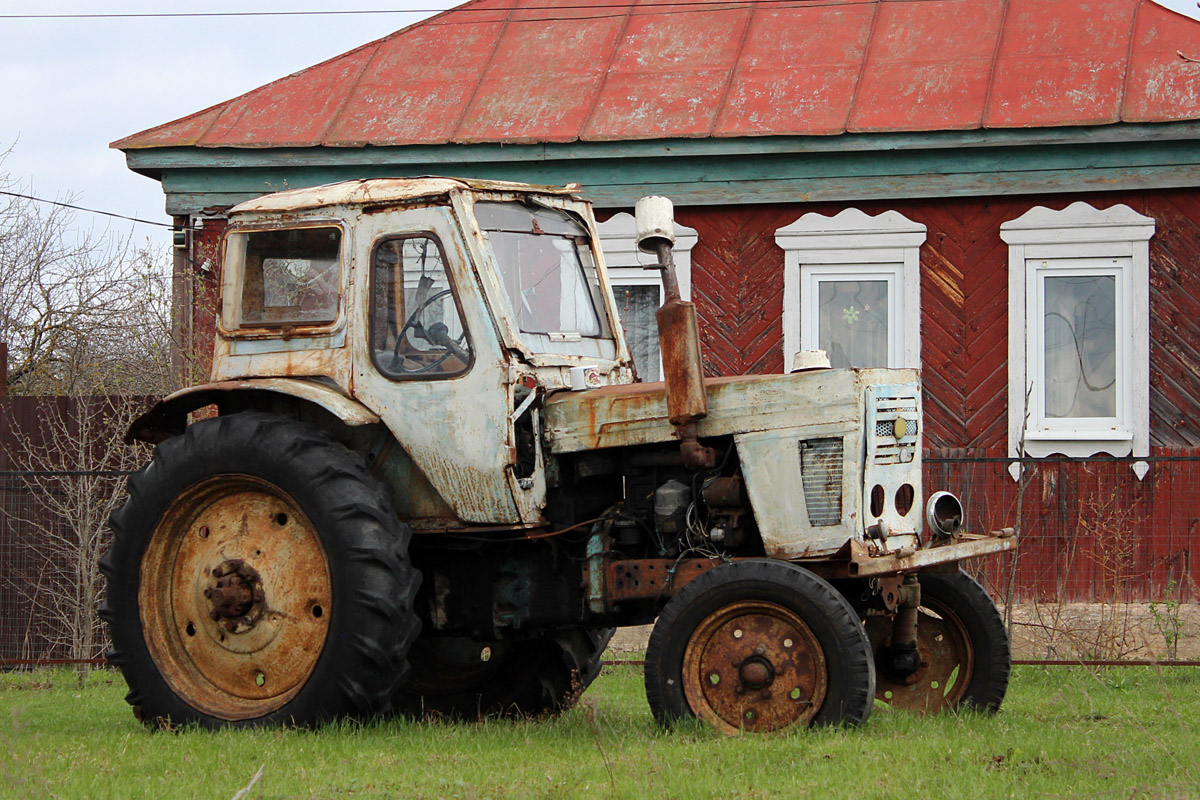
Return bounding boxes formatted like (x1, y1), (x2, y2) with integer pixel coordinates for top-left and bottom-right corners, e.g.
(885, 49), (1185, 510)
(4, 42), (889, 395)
(126, 379), (381, 444)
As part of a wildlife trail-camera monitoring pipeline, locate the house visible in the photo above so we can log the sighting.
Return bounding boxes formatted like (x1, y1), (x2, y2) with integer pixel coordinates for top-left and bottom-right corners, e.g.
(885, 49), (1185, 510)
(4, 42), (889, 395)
(115, 0), (1200, 601)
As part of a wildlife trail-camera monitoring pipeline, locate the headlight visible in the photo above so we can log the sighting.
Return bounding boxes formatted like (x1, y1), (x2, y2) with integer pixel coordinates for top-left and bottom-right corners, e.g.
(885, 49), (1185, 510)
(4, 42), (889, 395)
(925, 491), (963, 539)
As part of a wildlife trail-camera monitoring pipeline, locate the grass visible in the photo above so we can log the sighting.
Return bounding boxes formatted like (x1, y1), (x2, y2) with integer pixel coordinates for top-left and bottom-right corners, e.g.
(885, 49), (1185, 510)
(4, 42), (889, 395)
(2, 663), (1199, 799)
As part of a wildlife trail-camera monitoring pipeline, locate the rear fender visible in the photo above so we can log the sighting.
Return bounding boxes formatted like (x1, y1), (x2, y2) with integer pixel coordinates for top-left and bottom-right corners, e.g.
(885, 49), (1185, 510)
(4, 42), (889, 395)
(126, 379), (380, 444)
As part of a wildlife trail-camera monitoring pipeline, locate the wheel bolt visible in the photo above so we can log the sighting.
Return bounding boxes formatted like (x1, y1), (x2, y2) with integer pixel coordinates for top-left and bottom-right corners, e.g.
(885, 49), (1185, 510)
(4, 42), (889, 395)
(212, 567), (224, 578)
(225, 620), (238, 632)
(209, 610), (220, 621)
(755, 644), (766, 656)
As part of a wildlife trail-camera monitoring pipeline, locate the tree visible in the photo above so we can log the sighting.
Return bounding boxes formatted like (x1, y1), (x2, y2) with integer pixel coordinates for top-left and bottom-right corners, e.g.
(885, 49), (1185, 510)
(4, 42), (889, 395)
(0, 156), (175, 396)
(0, 150), (183, 674)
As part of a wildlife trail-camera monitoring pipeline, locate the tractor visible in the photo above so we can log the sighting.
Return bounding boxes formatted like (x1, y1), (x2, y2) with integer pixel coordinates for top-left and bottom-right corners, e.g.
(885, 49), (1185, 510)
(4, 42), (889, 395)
(102, 178), (1016, 732)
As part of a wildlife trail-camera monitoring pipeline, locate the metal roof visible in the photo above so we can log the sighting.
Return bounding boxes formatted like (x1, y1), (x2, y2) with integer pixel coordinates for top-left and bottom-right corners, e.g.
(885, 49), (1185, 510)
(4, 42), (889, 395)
(114, 0), (1200, 151)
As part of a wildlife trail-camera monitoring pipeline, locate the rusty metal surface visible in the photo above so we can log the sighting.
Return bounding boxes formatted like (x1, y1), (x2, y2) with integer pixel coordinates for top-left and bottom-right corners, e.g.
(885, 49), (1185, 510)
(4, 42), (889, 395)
(229, 178), (582, 215)
(544, 369), (877, 454)
(863, 594), (973, 713)
(138, 476), (332, 720)
(127, 378), (380, 443)
(114, 0), (1200, 152)
(848, 531), (1017, 578)
(605, 558), (721, 603)
(681, 600), (827, 734)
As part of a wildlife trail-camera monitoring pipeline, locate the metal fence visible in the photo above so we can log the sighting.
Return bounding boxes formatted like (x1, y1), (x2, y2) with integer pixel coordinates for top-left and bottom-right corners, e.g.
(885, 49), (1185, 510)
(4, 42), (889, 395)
(2, 456), (1198, 665)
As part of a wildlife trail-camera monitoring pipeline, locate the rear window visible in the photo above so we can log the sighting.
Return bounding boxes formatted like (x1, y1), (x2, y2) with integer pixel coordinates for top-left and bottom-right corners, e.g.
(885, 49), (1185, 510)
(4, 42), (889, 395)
(238, 227), (342, 327)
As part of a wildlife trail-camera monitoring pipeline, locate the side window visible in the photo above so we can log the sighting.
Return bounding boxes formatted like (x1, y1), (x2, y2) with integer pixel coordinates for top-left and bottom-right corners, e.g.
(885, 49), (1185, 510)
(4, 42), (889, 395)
(1001, 202), (1154, 472)
(596, 212), (697, 382)
(370, 235), (472, 379)
(238, 226), (342, 327)
(776, 209), (924, 371)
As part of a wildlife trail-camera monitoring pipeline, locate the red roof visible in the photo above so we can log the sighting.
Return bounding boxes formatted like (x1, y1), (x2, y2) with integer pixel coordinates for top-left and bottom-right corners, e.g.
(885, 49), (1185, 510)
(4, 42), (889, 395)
(114, 0), (1200, 150)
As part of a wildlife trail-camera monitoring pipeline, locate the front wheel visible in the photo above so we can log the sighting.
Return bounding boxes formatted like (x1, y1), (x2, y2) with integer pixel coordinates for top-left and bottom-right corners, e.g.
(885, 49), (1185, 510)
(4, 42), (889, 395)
(644, 560), (875, 733)
(100, 412), (421, 728)
(864, 570), (1010, 714)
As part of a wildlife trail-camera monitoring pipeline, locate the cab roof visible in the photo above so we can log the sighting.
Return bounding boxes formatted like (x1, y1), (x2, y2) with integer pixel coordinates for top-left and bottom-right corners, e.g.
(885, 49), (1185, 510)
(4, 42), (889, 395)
(229, 177), (584, 215)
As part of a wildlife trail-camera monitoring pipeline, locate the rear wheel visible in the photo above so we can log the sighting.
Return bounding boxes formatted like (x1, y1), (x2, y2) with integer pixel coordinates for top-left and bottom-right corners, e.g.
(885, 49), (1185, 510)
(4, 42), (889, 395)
(101, 412), (421, 728)
(398, 628), (614, 719)
(864, 571), (1010, 714)
(644, 560), (875, 733)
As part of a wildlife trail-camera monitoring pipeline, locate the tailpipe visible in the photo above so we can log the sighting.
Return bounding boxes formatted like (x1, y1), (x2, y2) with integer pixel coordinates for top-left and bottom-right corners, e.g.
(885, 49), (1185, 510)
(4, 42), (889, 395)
(636, 196), (715, 470)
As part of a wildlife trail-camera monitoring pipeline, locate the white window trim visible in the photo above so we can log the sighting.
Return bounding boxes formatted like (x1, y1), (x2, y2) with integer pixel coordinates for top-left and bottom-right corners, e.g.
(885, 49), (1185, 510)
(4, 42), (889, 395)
(1001, 202), (1154, 478)
(597, 212), (697, 377)
(776, 209), (924, 371)
(597, 212), (696, 301)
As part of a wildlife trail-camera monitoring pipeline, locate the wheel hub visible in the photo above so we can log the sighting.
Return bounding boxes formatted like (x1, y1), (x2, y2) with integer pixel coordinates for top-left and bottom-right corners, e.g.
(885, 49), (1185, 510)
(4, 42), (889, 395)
(682, 600), (827, 734)
(738, 656), (774, 690)
(205, 559), (265, 633)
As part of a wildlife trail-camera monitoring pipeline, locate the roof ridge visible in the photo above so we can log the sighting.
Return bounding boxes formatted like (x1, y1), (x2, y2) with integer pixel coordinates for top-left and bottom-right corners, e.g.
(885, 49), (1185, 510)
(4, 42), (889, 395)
(578, 0), (640, 140)
(842, 0), (883, 134)
(708, 1), (758, 137)
(447, 0), (519, 142)
(1119, 0), (1148, 122)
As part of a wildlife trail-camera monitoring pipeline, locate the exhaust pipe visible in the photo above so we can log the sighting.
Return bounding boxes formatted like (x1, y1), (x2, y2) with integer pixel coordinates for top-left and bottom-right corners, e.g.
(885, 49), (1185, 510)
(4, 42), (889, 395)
(635, 196), (715, 470)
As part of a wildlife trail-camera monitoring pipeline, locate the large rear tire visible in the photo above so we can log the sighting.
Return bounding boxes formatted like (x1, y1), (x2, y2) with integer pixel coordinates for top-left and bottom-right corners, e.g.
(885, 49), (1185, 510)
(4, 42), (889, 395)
(397, 628), (614, 719)
(100, 412), (421, 728)
(644, 560), (875, 733)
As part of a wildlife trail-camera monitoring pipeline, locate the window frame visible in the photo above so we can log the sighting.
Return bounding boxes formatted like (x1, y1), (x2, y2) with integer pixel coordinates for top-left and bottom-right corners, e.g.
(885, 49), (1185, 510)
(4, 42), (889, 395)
(219, 220), (348, 339)
(1001, 202), (1154, 467)
(367, 231), (476, 382)
(776, 209), (925, 371)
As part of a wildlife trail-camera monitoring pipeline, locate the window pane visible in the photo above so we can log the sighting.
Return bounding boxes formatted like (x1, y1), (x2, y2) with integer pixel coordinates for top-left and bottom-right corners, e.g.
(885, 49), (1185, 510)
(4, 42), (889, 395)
(240, 227), (340, 326)
(477, 202), (608, 339)
(1044, 275), (1116, 418)
(817, 280), (889, 368)
(614, 284), (661, 381)
(370, 236), (472, 378)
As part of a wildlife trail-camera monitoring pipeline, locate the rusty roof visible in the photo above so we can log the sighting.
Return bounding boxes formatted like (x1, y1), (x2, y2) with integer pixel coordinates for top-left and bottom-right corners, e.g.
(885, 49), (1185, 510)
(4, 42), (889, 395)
(113, 0), (1200, 151)
(229, 177), (582, 213)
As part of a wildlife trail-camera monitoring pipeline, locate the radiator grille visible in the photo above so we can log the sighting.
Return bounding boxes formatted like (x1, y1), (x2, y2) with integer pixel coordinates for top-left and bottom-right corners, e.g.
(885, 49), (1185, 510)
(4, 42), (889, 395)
(799, 437), (843, 527)
(873, 396), (919, 465)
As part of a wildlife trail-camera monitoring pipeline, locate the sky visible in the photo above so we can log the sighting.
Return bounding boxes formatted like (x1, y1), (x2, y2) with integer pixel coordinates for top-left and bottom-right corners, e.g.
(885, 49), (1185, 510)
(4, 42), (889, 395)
(2, 1), (458, 248)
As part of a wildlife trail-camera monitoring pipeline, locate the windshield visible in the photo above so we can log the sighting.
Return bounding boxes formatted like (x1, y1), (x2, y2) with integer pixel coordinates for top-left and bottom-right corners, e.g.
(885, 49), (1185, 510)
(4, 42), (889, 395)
(475, 202), (609, 341)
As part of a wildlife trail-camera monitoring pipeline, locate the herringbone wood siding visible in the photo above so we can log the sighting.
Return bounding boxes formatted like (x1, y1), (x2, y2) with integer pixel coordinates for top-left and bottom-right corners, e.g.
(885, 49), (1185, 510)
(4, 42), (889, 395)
(673, 189), (1200, 454)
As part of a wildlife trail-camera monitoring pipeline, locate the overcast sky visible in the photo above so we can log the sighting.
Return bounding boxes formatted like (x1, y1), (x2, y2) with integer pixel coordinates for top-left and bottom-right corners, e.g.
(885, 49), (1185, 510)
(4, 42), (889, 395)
(2, 1), (457, 248)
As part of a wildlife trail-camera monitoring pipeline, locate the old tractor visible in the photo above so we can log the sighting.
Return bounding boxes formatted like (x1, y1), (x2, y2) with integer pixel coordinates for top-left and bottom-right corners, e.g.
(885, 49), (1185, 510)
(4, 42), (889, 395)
(102, 178), (1016, 732)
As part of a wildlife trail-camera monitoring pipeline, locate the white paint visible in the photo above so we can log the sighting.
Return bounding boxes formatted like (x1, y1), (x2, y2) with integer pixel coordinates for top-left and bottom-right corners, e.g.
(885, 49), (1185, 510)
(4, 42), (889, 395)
(775, 209), (925, 370)
(1001, 202), (1154, 476)
(598, 212), (697, 301)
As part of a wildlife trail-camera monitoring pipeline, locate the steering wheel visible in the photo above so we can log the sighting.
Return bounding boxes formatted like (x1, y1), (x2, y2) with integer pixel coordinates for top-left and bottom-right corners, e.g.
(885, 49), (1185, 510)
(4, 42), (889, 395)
(389, 288), (470, 374)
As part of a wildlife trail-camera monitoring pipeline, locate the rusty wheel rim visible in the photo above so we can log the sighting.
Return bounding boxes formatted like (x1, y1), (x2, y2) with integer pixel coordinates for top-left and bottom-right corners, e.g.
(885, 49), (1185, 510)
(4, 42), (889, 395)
(139, 476), (331, 720)
(681, 600), (827, 734)
(865, 596), (973, 713)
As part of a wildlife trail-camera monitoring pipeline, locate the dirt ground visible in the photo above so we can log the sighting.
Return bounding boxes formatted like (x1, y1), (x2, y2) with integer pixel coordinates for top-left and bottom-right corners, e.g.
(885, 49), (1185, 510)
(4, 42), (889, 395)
(608, 603), (1200, 661)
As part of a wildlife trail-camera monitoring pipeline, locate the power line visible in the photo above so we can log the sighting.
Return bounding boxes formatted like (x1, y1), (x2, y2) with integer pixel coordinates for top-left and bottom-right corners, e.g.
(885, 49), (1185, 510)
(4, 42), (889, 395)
(0, 1), (883, 21)
(0, 191), (173, 229)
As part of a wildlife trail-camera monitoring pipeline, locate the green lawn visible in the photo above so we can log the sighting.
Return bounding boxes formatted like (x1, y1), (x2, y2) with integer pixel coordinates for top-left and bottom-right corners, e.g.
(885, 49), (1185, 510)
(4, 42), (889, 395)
(2, 663), (1197, 799)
